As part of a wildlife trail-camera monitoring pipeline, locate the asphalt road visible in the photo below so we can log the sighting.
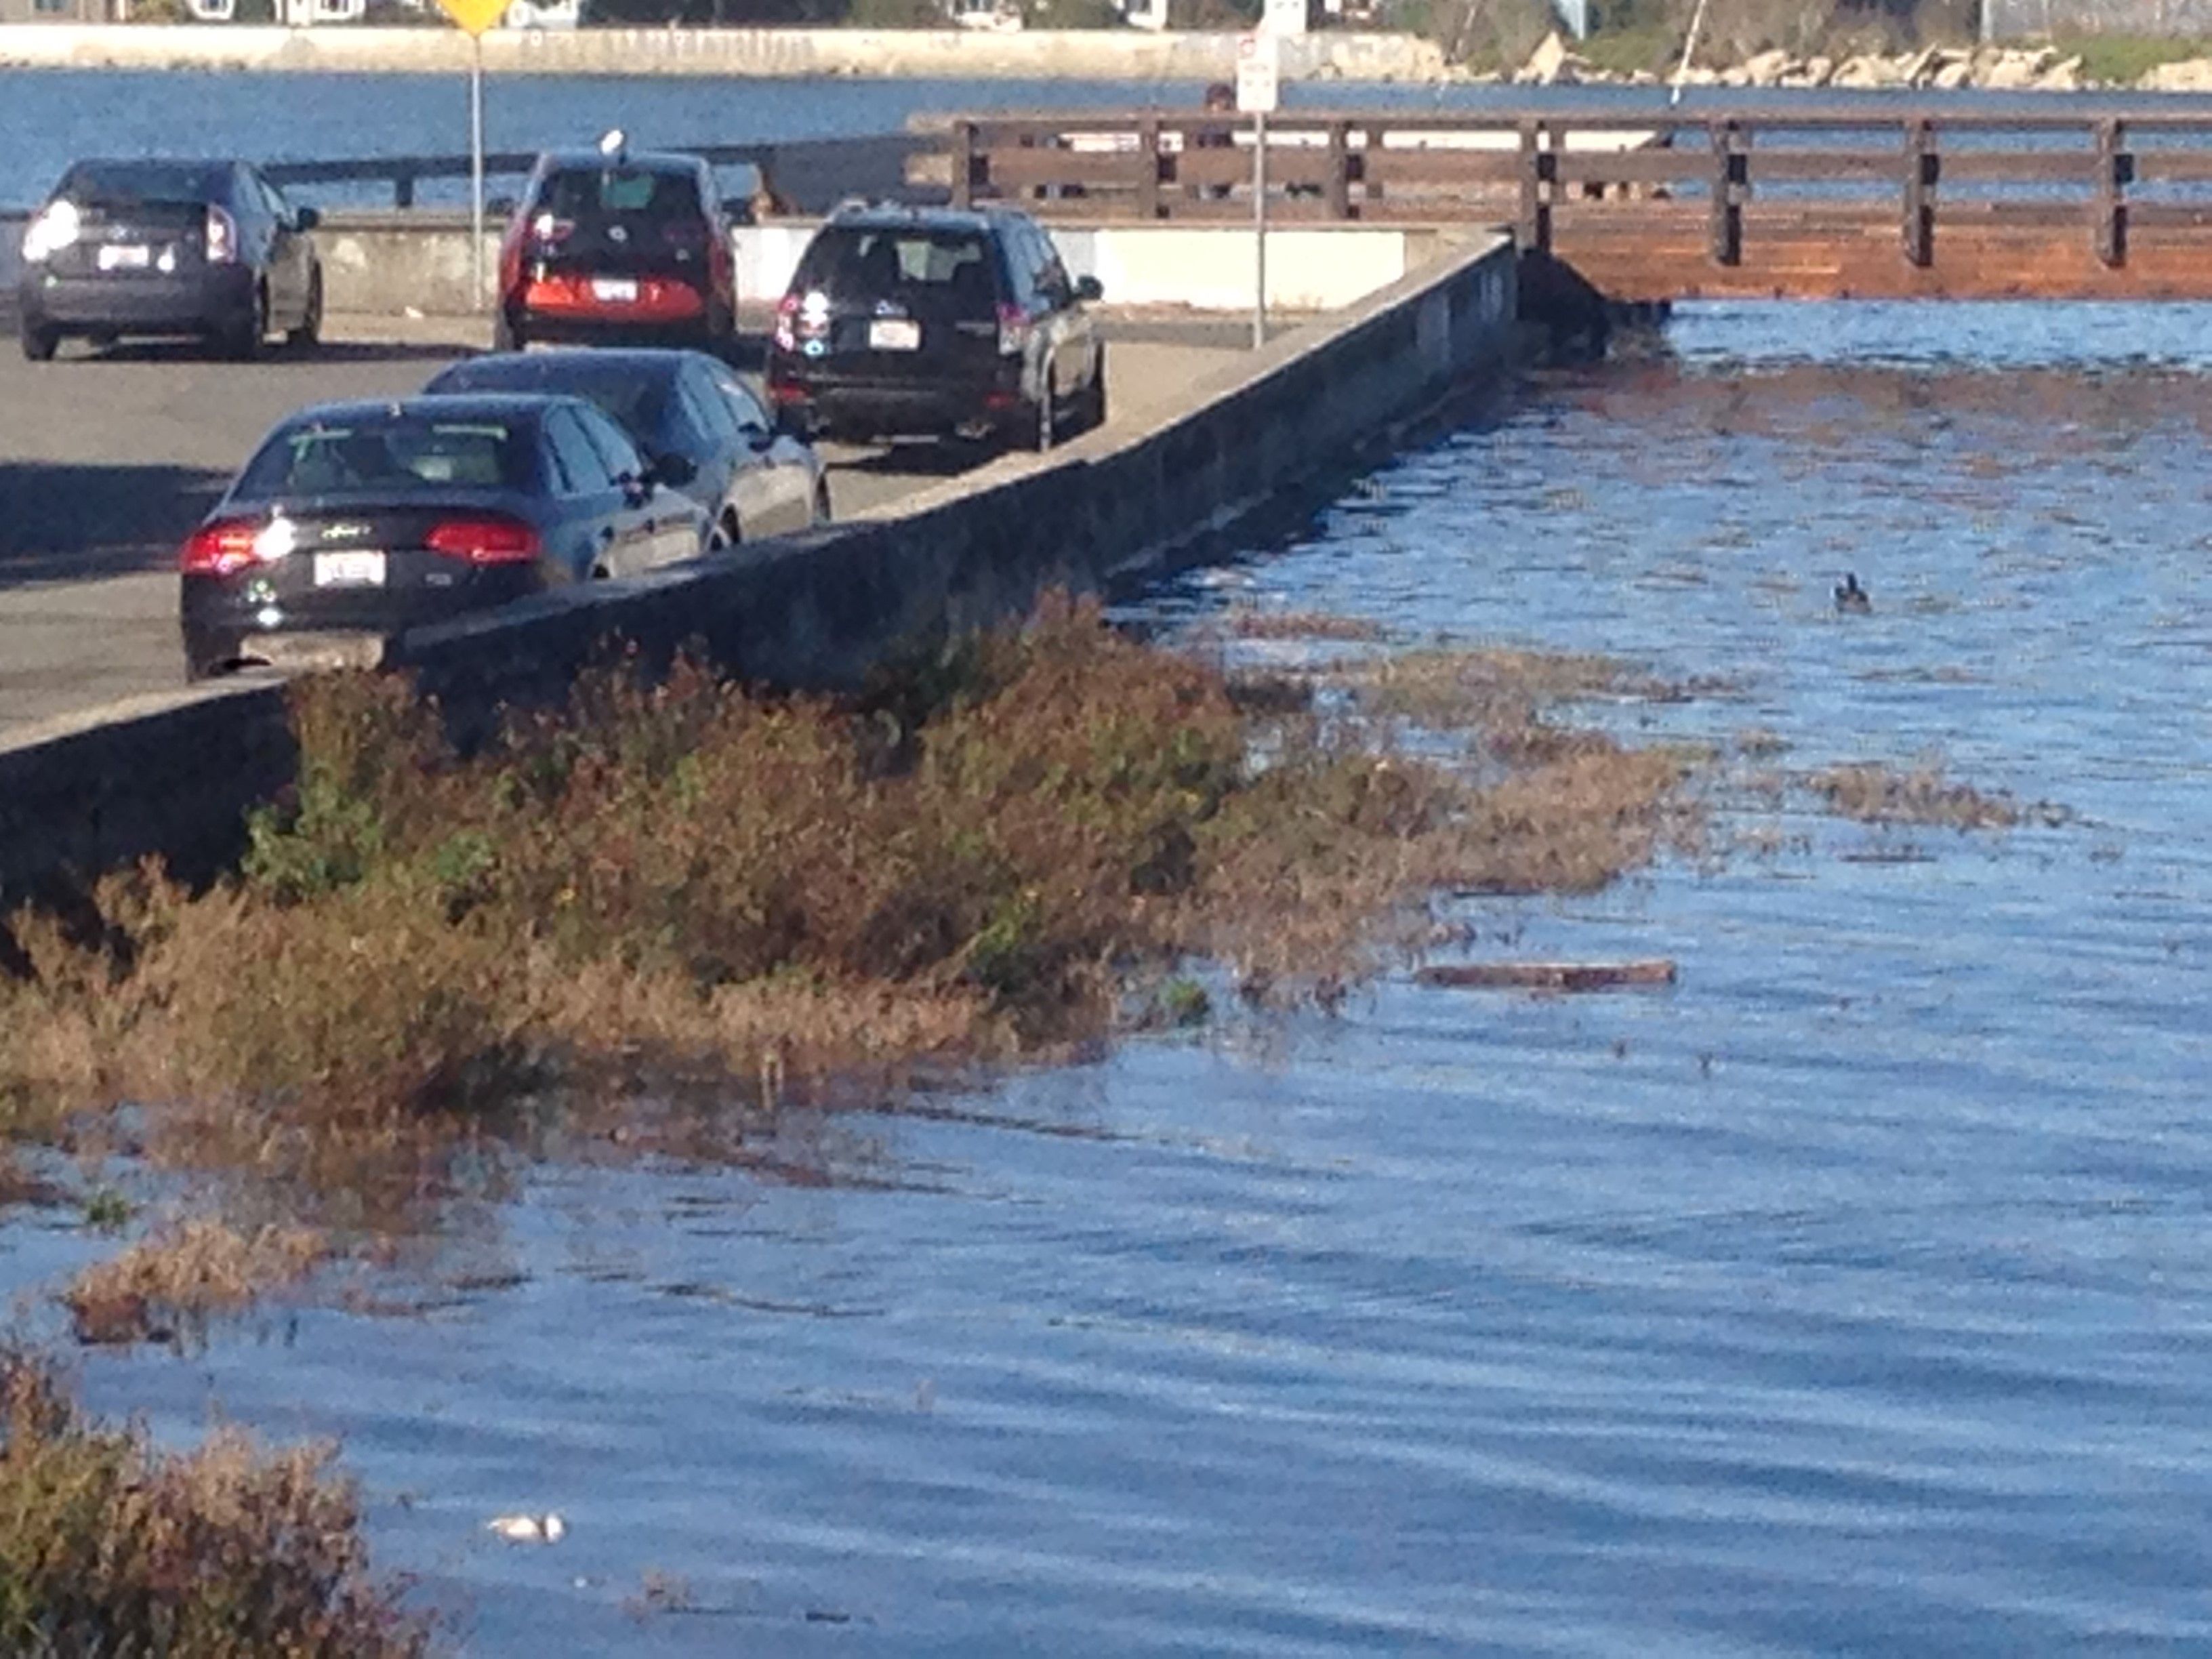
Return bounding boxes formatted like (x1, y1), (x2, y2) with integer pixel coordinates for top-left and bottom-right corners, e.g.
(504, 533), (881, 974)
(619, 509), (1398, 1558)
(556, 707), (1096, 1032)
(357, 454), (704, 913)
(0, 315), (1242, 742)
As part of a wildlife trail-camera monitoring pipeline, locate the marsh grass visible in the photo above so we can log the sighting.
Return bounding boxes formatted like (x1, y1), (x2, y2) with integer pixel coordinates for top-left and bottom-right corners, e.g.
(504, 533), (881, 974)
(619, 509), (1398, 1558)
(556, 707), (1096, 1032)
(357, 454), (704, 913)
(0, 605), (1704, 1216)
(1811, 762), (2023, 830)
(0, 1353), (430, 1656)
(62, 1217), (329, 1347)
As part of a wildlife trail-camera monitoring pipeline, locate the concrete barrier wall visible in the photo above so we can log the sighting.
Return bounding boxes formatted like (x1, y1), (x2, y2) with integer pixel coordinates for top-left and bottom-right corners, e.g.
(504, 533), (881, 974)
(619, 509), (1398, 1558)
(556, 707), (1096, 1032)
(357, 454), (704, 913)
(0, 234), (1514, 903)
(0, 23), (1446, 81)
(318, 212), (1444, 316)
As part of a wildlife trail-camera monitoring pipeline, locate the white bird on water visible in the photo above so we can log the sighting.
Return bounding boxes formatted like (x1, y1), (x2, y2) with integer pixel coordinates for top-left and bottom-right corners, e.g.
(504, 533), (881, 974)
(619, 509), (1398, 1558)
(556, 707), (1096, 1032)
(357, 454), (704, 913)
(486, 1512), (567, 1544)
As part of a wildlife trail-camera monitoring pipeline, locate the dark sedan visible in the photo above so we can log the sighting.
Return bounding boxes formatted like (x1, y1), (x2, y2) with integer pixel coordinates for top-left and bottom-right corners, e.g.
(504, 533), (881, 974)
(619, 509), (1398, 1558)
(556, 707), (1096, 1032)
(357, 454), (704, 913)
(424, 348), (829, 548)
(179, 393), (708, 679)
(18, 159), (323, 363)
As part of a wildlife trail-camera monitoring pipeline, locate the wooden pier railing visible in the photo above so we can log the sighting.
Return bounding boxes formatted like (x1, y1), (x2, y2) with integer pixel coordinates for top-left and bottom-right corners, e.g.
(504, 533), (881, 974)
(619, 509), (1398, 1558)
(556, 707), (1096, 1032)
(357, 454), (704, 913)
(917, 107), (2212, 301)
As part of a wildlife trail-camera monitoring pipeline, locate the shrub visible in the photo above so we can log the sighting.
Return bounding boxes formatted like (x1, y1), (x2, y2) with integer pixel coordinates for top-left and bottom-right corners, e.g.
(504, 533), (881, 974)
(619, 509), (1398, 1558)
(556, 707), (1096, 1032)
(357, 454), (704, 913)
(0, 1353), (431, 1657)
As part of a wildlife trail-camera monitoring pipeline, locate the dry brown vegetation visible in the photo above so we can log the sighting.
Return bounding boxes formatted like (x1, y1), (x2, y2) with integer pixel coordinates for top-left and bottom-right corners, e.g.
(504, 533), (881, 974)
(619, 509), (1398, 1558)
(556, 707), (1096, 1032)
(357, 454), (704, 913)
(0, 1353), (430, 1656)
(0, 605), (1700, 1216)
(62, 1217), (329, 1347)
(1811, 762), (2024, 830)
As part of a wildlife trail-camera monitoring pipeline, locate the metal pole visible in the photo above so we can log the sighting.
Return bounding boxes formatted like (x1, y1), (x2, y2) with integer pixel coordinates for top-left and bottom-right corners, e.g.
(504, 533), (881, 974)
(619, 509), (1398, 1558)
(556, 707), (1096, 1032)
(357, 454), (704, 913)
(470, 34), (486, 311)
(1252, 107), (1267, 350)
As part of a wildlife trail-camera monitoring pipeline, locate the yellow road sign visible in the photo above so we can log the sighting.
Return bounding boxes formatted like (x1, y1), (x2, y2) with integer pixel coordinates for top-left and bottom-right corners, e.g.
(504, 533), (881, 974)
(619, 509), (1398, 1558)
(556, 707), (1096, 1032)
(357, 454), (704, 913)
(436, 0), (506, 37)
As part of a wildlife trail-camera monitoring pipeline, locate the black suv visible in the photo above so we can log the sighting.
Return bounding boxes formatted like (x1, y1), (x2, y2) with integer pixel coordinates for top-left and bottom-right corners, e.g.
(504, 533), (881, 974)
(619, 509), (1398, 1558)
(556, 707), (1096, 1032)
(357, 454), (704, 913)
(766, 204), (1105, 451)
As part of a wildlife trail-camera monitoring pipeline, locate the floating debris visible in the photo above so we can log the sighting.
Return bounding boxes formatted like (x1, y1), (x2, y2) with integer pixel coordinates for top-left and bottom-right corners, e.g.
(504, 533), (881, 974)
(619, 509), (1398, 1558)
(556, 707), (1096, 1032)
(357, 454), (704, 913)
(486, 1513), (567, 1544)
(1416, 960), (1677, 993)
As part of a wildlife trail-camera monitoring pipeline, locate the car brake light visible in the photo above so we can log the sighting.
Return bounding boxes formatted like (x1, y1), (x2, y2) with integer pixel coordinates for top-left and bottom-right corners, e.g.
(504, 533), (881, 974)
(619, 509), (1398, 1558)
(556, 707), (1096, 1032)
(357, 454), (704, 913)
(774, 291), (801, 352)
(205, 205), (238, 265)
(996, 303), (1030, 357)
(21, 199), (81, 264)
(178, 518), (264, 577)
(424, 516), (541, 565)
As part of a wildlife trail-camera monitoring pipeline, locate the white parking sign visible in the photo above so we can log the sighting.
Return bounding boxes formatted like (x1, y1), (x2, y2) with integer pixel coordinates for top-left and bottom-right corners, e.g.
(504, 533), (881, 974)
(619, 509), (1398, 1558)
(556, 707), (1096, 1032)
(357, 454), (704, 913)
(1236, 30), (1279, 114)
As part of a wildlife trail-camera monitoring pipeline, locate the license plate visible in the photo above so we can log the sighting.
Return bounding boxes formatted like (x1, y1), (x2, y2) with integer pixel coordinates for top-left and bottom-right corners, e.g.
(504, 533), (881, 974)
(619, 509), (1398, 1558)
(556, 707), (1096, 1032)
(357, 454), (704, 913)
(590, 276), (639, 304)
(96, 243), (150, 271)
(868, 319), (921, 351)
(313, 550), (386, 588)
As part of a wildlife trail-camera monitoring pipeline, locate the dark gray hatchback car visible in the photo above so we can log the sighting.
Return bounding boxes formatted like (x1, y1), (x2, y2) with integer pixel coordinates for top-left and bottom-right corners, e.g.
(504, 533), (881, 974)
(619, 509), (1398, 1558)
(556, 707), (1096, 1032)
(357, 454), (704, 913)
(17, 159), (323, 363)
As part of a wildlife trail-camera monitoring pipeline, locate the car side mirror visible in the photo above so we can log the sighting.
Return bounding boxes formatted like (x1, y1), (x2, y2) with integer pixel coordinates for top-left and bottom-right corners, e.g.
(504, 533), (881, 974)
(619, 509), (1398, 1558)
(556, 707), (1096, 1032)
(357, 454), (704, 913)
(294, 206), (321, 232)
(1074, 274), (1103, 303)
(651, 451), (697, 489)
(743, 426), (775, 453)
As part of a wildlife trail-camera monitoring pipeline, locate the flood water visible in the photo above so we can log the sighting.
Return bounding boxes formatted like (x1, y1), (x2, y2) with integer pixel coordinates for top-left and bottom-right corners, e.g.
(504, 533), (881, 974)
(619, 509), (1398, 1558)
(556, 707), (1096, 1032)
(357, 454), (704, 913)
(9, 300), (2212, 1653)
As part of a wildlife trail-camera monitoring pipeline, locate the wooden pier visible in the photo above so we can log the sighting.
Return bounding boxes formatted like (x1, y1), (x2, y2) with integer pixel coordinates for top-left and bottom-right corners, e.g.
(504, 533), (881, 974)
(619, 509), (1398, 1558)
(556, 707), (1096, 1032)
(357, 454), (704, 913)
(922, 106), (2212, 302)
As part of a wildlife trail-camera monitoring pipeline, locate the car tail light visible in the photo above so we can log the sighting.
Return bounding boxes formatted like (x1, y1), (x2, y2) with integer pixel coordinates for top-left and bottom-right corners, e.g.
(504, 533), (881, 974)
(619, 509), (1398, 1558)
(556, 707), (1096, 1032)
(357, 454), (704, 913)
(996, 303), (1031, 357)
(773, 291), (800, 351)
(205, 205), (239, 265)
(178, 518), (264, 577)
(20, 199), (81, 264)
(424, 516), (541, 565)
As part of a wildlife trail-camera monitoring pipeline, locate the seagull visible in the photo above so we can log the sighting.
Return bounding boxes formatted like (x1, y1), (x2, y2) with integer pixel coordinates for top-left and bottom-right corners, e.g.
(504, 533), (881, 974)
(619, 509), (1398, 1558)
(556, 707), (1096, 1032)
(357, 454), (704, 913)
(1834, 573), (1871, 615)
(486, 1512), (567, 1544)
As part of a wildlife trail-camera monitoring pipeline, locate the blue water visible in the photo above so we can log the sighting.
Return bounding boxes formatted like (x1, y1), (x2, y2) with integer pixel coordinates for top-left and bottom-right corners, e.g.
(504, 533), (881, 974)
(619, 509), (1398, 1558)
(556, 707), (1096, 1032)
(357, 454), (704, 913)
(8, 299), (2212, 1652)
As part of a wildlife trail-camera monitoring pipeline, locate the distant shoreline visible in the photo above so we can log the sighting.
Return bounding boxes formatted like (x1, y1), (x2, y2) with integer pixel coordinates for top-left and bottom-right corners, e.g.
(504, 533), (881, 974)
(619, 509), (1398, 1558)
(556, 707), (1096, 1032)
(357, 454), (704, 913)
(0, 22), (1439, 80)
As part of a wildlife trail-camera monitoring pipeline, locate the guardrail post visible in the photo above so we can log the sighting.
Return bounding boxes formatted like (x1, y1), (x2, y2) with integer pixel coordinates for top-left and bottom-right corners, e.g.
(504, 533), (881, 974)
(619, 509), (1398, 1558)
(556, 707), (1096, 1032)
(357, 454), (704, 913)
(951, 121), (977, 210)
(1364, 122), (1388, 210)
(1708, 119), (1745, 266)
(394, 167), (417, 211)
(1902, 119), (1937, 268)
(1326, 120), (1351, 220)
(1138, 116), (1162, 220)
(2095, 118), (2130, 268)
(1518, 121), (1553, 257)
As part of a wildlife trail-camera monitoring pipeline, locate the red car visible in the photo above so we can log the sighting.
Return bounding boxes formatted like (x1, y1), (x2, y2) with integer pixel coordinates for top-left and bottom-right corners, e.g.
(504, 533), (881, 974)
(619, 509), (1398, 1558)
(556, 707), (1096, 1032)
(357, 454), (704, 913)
(495, 140), (740, 353)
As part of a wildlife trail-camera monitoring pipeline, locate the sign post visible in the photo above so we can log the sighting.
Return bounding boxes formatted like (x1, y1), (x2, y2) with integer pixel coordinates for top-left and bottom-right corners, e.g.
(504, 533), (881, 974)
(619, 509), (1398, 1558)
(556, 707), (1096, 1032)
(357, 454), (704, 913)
(1235, 30), (1279, 351)
(434, 0), (508, 312)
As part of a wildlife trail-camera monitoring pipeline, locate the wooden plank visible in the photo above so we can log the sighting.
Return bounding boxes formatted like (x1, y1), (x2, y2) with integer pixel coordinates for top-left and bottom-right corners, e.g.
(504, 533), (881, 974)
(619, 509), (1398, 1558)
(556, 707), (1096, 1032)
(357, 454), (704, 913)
(1360, 151), (1527, 186)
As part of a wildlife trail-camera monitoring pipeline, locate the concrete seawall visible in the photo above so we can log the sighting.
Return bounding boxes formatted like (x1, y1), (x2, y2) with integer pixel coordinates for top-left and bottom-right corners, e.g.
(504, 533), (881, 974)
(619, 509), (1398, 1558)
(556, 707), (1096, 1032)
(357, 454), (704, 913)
(0, 24), (1446, 81)
(0, 234), (1515, 903)
(310, 212), (1467, 318)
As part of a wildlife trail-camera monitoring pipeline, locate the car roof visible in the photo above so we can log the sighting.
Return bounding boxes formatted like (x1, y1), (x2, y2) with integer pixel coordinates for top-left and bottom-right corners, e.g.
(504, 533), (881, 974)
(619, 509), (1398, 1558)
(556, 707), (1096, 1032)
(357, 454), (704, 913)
(432, 348), (712, 381)
(821, 202), (1025, 236)
(271, 393), (579, 427)
(534, 149), (705, 176)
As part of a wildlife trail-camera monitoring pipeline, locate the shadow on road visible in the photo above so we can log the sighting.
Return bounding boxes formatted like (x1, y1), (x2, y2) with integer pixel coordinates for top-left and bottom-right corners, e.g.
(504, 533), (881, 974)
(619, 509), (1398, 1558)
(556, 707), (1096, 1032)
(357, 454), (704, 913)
(0, 460), (226, 590)
(54, 338), (474, 368)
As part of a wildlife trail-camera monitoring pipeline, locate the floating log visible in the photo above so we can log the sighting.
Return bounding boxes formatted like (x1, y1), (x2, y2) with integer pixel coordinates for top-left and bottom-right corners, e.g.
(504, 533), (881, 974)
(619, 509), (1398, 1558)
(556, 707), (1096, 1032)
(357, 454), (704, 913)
(1416, 960), (1677, 992)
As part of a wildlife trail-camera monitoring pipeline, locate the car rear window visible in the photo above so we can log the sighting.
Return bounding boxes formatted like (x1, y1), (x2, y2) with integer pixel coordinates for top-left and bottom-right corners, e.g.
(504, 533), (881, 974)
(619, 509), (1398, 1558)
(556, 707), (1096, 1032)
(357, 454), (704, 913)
(58, 161), (227, 209)
(430, 361), (670, 446)
(537, 166), (701, 224)
(794, 228), (997, 308)
(234, 417), (536, 499)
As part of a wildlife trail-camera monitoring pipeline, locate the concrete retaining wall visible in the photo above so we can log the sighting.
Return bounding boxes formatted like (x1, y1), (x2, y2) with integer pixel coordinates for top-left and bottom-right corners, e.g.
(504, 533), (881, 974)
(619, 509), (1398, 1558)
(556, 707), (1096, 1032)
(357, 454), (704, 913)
(0, 23), (1446, 80)
(0, 234), (1514, 904)
(316, 211), (1450, 316)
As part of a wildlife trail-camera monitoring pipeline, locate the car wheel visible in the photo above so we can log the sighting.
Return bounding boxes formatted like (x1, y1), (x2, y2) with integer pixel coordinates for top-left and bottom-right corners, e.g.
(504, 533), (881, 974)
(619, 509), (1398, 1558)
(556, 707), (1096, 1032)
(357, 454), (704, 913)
(1031, 386), (1055, 453)
(287, 268), (324, 351)
(1084, 345), (1108, 433)
(222, 284), (266, 361)
(18, 320), (58, 363)
(707, 510), (739, 553)
(493, 308), (527, 352)
(811, 478), (833, 527)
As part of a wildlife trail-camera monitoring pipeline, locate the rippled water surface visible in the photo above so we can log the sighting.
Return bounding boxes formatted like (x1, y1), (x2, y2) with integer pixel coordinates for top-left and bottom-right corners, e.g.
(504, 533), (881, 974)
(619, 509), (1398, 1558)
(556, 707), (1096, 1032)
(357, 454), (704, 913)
(14, 302), (2212, 1654)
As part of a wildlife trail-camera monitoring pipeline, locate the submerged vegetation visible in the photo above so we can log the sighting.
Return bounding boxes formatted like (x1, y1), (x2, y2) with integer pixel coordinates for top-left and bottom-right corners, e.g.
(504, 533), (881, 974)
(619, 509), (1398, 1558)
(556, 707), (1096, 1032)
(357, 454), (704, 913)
(0, 604), (1694, 1216)
(0, 1353), (430, 1658)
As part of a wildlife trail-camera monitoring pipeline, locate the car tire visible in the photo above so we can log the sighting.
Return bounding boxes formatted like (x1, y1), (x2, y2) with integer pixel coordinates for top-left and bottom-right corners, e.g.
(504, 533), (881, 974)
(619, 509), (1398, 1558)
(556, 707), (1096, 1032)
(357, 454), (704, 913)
(222, 285), (266, 362)
(811, 478), (833, 527)
(703, 300), (736, 361)
(18, 320), (58, 363)
(1080, 346), (1107, 434)
(707, 510), (739, 553)
(287, 268), (324, 351)
(1030, 386), (1055, 453)
(493, 308), (527, 352)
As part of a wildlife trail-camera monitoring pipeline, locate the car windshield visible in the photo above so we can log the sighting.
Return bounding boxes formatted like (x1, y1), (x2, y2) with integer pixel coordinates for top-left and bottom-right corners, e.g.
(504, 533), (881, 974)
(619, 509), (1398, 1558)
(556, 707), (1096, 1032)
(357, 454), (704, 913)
(58, 161), (227, 210)
(432, 363), (672, 448)
(537, 166), (700, 224)
(234, 416), (536, 499)
(796, 228), (996, 312)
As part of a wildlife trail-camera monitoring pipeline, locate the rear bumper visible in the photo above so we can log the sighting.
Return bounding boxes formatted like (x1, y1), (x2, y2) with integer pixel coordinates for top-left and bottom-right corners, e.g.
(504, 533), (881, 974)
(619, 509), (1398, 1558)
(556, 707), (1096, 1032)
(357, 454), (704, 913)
(20, 264), (252, 335)
(767, 361), (1024, 441)
(518, 273), (710, 327)
(180, 564), (545, 676)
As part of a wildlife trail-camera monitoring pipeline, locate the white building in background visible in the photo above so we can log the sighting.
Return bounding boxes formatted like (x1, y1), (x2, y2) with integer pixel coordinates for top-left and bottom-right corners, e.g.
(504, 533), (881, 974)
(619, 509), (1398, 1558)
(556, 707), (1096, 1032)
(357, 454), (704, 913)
(283, 0), (367, 20)
(502, 0), (580, 24)
(186, 0), (234, 18)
